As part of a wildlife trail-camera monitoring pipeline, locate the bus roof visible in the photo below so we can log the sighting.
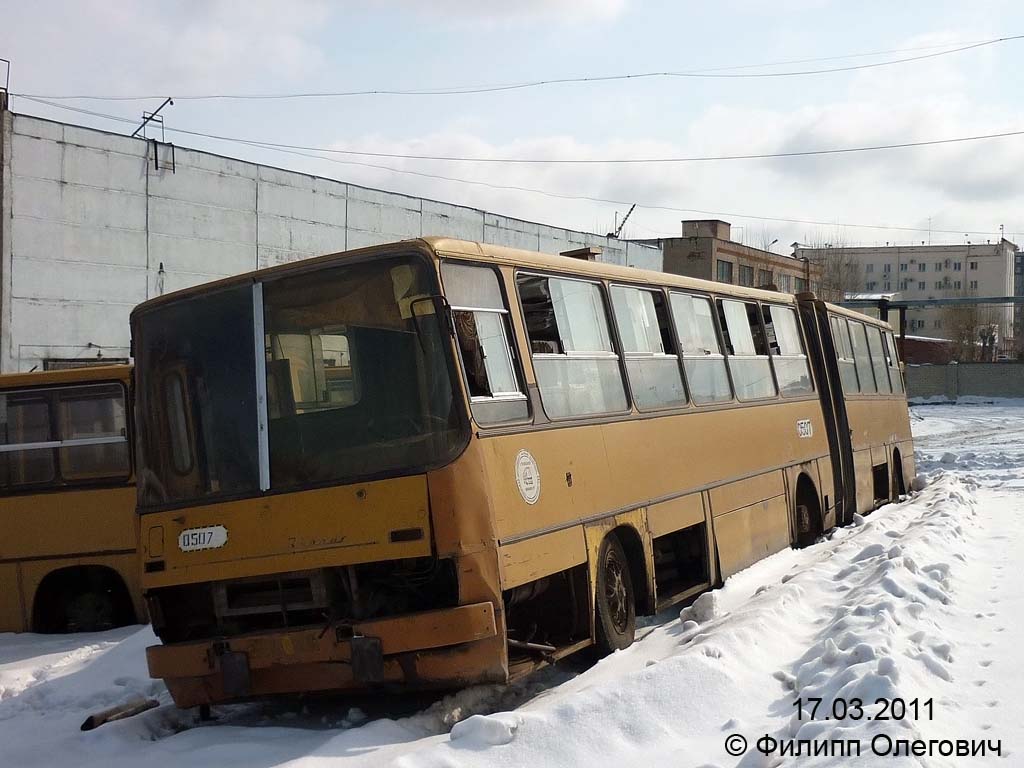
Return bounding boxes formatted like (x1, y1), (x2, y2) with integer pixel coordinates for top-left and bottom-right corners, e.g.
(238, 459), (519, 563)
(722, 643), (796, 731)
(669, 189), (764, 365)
(130, 236), (886, 329)
(0, 364), (132, 390)
(821, 300), (895, 331)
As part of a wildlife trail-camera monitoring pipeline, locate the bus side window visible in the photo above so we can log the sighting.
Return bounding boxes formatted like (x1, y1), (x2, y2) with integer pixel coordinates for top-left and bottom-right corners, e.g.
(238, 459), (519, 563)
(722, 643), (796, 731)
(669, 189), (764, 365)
(884, 331), (905, 393)
(58, 384), (130, 481)
(866, 326), (893, 394)
(849, 320), (878, 394)
(0, 392), (56, 488)
(830, 315), (860, 394)
(718, 299), (777, 401)
(610, 285), (687, 410)
(762, 305), (813, 396)
(441, 262), (528, 425)
(668, 292), (732, 404)
(517, 274), (627, 419)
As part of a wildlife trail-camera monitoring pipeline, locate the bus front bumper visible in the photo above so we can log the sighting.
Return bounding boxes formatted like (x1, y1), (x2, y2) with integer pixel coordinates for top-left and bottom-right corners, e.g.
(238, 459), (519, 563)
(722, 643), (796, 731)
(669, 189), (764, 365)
(146, 601), (502, 708)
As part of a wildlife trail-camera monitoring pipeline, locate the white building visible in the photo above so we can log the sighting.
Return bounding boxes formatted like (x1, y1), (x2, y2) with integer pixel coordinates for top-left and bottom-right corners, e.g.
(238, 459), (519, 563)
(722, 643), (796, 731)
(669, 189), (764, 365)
(0, 101), (661, 373)
(793, 240), (1018, 348)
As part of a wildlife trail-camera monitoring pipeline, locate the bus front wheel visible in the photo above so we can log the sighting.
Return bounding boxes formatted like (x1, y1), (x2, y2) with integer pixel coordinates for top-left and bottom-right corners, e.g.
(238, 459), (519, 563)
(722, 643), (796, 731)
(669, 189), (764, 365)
(595, 534), (636, 655)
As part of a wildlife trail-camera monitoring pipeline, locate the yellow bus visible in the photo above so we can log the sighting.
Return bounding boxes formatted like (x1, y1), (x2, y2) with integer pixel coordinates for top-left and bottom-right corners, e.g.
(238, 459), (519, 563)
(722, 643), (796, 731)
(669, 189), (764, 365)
(0, 364), (144, 633)
(130, 238), (913, 708)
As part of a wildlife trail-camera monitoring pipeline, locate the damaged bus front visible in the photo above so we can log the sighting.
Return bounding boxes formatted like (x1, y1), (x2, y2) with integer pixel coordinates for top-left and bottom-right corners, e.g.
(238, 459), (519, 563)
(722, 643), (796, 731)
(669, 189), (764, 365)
(133, 246), (503, 707)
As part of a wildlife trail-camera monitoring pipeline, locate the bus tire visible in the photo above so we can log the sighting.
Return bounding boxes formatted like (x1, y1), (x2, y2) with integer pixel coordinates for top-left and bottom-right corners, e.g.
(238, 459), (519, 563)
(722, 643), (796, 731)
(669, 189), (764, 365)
(594, 534), (636, 655)
(33, 566), (136, 634)
(794, 474), (823, 548)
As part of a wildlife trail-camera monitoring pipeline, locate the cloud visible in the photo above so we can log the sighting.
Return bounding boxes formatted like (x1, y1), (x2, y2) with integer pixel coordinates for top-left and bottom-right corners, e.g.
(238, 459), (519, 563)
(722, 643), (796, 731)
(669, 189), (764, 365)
(359, 0), (628, 24)
(301, 85), (1024, 249)
(0, 0), (329, 96)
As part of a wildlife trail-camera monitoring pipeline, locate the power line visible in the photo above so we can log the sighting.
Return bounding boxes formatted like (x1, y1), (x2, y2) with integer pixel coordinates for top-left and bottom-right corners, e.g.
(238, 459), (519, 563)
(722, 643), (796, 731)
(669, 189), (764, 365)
(12, 35), (1022, 101)
(14, 97), (1015, 239)
(19, 95), (1024, 165)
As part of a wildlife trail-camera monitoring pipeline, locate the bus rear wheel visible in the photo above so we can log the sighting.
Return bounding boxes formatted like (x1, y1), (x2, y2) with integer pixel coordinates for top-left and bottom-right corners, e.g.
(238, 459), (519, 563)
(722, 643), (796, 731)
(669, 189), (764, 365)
(595, 534), (636, 654)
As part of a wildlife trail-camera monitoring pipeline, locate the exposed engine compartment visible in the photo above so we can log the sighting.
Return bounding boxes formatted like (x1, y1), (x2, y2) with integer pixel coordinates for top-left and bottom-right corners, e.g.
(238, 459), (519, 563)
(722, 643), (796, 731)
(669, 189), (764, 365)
(146, 556), (459, 644)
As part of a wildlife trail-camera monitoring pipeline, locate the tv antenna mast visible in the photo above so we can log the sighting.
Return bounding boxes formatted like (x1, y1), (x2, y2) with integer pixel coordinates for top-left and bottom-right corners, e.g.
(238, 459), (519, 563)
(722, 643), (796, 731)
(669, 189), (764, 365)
(609, 203), (637, 239)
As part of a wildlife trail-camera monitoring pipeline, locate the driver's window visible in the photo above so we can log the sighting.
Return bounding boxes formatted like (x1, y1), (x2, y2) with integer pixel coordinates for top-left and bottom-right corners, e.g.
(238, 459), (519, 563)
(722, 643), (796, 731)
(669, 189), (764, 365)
(441, 261), (528, 425)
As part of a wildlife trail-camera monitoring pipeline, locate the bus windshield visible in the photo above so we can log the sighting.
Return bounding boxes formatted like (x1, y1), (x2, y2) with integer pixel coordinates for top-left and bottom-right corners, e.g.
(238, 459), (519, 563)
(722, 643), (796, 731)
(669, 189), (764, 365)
(134, 254), (466, 508)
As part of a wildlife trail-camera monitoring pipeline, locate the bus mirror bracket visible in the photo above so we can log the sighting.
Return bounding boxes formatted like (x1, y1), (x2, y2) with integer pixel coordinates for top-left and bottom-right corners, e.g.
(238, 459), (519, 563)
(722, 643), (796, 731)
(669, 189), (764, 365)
(409, 295), (454, 352)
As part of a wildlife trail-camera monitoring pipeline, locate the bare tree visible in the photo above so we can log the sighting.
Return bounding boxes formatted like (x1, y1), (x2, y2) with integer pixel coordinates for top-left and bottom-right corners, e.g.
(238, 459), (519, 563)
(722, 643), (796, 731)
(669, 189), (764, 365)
(940, 287), (1004, 362)
(797, 228), (864, 303)
(756, 226), (778, 253)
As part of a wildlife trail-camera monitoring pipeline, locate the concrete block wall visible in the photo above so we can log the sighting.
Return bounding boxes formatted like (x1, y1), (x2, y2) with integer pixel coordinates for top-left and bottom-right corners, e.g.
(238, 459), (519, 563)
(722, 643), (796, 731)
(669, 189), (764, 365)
(0, 112), (661, 372)
(906, 363), (1024, 401)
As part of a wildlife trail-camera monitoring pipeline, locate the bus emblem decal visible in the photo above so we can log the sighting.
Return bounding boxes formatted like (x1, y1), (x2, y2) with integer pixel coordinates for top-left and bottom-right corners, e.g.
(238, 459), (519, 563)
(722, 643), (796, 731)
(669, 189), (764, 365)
(797, 419), (813, 438)
(515, 450), (541, 505)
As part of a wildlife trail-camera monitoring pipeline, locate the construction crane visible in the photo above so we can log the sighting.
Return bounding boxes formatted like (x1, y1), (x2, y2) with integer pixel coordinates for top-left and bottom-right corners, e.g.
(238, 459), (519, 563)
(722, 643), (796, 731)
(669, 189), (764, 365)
(608, 203), (636, 239)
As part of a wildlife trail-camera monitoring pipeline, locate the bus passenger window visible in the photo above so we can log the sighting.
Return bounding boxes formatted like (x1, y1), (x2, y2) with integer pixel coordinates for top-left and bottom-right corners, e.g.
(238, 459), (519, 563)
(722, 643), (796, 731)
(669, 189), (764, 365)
(442, 262), (528, 425)
(718, 299), (777, 401)
(829, 315), (860, 394)
(866, 326), (893, 394)
(849, 321), (877, 394)
(0, 394), (55, 487)
(668, 292), (731, 404)
(610, 285), (687, 410)
(884, 331), (904, 393)
(762, 305), (813, 396)
(517, 275), (627, 418)
(58, 384), (130, 481)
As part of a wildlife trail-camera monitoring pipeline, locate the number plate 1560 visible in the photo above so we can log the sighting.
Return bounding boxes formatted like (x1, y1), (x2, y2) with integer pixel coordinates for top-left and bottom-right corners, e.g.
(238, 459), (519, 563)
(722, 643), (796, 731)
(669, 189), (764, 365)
(178, 525), (228, 552)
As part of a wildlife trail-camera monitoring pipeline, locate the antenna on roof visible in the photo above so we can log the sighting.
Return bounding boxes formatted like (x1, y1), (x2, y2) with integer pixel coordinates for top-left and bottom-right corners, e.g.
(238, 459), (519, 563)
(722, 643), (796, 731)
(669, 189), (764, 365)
(131, 97), (173, 139)
(608, 203), (636, 239)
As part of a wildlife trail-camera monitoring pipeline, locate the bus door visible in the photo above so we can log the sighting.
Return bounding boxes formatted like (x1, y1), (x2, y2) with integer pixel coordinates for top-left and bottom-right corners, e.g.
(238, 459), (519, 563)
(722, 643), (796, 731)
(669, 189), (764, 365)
(797, 298), (857, 526)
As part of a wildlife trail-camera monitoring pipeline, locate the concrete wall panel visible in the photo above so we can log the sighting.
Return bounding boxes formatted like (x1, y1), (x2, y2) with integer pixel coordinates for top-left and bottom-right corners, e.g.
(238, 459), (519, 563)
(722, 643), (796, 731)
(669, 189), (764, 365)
(11, 257), (147, 304)
(1, 113), (661, 371)
(61, 144), (146, 193)
(422, 200), (484, 241)
(11, 217), (147, 268)
(149, 232), (255, 278)
(10, 134), (62, 181)
(13, 177), (146, 231)
(148, 197), (255, 245)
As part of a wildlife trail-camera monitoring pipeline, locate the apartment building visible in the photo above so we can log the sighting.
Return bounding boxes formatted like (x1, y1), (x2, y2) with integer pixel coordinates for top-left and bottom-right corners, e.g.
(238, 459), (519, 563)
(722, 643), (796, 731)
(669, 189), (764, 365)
(635, 220), (824, 297)
(793, 240), (1018, 347)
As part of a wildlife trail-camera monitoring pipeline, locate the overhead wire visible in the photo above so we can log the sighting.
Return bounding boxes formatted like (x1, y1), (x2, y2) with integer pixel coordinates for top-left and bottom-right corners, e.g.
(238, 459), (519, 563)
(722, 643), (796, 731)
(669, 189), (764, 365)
(18, 95), (1024, 166)
(12, 97), (1015, 239)
(11, 35), (1022, 101)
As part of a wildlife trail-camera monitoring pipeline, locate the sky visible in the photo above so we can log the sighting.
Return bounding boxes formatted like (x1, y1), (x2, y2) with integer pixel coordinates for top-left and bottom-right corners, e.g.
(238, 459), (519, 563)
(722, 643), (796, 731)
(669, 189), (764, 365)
(1, 0), (1023, 252)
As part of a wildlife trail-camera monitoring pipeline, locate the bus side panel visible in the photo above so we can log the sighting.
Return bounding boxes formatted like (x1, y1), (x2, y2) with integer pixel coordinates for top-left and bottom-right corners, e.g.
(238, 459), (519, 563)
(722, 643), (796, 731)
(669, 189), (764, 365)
(846, 396), (914, 512)
(0, 564), (26, 632)
(897, 440), (917, 487)
(709, 471), (789, 579)
(712, 495), (790, 580)
(498, 527), (587, 590)
(852, 448), (875, 514)
(1, 487), (137, 560)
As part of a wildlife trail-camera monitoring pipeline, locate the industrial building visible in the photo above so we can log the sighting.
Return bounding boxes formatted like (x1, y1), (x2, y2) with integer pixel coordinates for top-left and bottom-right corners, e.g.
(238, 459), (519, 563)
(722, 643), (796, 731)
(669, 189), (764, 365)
(0, 98), (660, 373)
(634, 220), (825, 298)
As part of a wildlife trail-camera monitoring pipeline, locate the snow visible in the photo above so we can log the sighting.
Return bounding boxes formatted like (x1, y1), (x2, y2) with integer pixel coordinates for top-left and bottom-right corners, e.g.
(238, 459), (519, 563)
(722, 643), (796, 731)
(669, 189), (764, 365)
(3, 404), (1023, 766)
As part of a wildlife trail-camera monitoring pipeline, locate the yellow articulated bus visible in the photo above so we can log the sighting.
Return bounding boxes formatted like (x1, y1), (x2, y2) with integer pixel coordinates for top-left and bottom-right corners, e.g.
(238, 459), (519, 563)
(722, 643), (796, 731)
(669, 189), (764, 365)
(130, 238), (913, 708)
(0, 364), (144, 633)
